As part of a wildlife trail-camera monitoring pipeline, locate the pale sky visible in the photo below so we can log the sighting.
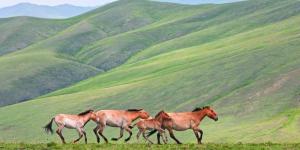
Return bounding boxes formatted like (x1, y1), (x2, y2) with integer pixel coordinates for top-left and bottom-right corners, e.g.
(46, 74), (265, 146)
(0, 0), (244, 8)
(0, 0), (117, 8)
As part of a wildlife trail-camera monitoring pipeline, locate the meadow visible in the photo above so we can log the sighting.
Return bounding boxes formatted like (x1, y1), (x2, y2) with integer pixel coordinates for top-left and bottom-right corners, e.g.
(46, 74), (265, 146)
(1, 143), (300, 150)
(0, 0), (300, 145)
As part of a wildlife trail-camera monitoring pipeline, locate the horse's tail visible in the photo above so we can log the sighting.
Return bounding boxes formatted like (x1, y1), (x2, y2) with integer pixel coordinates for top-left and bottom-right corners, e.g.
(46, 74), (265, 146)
(129, 123), (137, 129)
(146, 129), (157, 137)
(44, 118), (54, 134)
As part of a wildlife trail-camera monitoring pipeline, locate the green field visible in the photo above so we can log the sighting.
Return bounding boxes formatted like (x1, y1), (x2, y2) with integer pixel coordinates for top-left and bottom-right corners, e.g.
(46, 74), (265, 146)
(1, 143), (300, 150)
(0, 0), (300, 145)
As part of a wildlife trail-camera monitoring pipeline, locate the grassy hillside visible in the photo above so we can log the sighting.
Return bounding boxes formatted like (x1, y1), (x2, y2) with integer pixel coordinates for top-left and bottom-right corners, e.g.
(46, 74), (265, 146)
(0, 0), (300, 144)
(0, 0), (191, 106)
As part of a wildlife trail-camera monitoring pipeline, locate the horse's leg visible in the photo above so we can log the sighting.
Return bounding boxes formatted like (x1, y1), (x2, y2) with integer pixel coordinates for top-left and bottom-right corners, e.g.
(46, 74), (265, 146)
(93, 125), (100, 143)
(98, 124), (108, 143)
(111, 127), (124, 141)
(193, 128), (201, 144)
(73, 128), (83, 143)
(56, 125), (66, 144)
(142, 130), (153, 144)
(124, 126), (133, 142)
(136, 129), (142, 141)
(156, 132), (161, 144)
(82, 129), (87, 144)
(158, 129), (167, 144)
(167, 128), (182, 144)
(198, 129), (203, 144)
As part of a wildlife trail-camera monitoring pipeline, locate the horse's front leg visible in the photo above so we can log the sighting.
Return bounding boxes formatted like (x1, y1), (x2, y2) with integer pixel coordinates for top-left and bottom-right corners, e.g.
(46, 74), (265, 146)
(73, 128), (83, 144)
(111, 127), (124, 141)
(124, 126), (133, 142)
(98, 124), (108, 143)
(193, 127), (203, 144)
(93, 125), (100, 143)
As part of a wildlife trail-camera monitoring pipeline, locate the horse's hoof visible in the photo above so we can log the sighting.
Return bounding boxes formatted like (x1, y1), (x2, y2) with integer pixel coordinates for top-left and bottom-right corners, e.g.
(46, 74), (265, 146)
(111, 138), (118, 141)
(124, 138), (130, 142)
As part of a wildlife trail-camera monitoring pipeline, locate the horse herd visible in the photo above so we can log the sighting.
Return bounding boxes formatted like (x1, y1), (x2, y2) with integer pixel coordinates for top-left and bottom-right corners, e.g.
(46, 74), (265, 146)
(44, 106), (218, 144)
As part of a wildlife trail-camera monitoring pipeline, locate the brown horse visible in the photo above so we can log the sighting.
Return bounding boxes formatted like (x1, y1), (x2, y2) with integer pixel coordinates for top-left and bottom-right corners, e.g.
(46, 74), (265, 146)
(93, 109), (150, 143)
(44, 109), (96, 144)
(130, 111), (171, 144)
(147, 106), (218, 144)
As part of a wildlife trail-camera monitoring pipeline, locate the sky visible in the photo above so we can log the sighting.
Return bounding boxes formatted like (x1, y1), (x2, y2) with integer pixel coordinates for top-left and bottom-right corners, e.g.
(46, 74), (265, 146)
(0, 0), (244, 8)
(0, 0), (117, 8)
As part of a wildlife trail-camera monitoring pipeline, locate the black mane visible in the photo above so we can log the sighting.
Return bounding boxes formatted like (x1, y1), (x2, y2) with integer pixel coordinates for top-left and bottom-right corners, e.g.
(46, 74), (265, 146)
(154, 110), (165, 118)
(192, 106), (210, 112)
(78, 109), (93, 116)
(127, 109), (142, 112)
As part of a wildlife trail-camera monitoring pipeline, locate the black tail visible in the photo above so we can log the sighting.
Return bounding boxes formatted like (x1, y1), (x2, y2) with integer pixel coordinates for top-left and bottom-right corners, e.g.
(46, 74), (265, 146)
(146, 129), (157, 137)
(44, 118), (54, 134)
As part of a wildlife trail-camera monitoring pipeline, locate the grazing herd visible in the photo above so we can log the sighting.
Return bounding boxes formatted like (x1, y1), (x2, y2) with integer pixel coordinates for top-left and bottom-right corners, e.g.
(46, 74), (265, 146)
(44, 106), (218, 144)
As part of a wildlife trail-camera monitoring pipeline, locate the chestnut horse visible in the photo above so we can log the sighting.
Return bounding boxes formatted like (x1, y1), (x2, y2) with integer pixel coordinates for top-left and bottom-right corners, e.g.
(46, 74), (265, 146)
(93, 109), (150, 143)
(147, 106), (218, 144)
(44, 109), (96, 144)
(130, 111), (171, 144)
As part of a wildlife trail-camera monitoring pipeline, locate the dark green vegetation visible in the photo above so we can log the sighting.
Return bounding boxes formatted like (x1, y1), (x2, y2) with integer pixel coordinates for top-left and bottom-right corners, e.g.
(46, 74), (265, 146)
(0, 143), (299, 150)
(0, 0), (300, 144)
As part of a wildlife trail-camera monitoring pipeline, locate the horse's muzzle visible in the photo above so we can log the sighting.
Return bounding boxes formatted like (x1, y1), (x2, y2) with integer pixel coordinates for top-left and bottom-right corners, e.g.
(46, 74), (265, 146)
(214, 117), (218, 121)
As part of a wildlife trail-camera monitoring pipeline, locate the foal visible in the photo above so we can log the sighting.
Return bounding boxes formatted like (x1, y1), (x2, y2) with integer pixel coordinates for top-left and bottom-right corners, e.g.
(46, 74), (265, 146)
(131, 111), (171, 144)
(44, 109), (96, 144)
(93, 109), (150, 143)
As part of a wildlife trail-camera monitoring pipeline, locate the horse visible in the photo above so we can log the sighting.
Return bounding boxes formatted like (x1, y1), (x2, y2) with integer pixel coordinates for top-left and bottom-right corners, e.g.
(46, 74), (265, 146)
(93, 109), (150, 143)
(44, 109), (96, 144)
(130, 111), (171, 144)
(147, 106), (218, 144)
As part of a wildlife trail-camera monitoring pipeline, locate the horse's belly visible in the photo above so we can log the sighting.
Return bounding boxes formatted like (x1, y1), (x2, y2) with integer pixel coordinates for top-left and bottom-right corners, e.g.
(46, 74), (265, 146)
(106, 120), (121, 127)
(64, 119), (80, 129)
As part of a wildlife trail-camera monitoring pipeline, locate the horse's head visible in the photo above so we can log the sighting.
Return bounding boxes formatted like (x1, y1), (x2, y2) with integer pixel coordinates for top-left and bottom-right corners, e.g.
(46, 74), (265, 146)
(137, 109), (150, 119)
(203, 106), (218, 121)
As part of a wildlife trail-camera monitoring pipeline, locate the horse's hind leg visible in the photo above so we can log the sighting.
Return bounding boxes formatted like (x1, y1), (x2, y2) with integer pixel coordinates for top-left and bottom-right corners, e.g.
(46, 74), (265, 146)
(167, 128), (182, 144)
(73, 128), (83, 143)
(93, 125), (100, 143)
(56, 125), (66, 144)
(111, 127), (124, 141)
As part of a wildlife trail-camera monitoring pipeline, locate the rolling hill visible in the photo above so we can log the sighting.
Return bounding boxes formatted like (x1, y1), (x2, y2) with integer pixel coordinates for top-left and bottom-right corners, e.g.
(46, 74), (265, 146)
(0, 3), (94, 19)
(0, 0), (300, 143)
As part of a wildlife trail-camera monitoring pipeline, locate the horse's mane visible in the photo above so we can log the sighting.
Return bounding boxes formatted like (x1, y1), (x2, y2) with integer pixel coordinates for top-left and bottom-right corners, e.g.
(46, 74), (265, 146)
(127, 109), (142, 112)
(154, 110), (165, 118)
(192, 106), (210, 112)
(154, 110), (170, 120)
(78, 109), (93, 116)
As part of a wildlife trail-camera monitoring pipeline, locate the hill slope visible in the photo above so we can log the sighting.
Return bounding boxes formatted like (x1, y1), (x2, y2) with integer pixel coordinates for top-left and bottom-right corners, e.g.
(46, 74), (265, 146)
(0, 0), (190, 106)
(0, 0), (300, 143)
(0, 3), (94, 19)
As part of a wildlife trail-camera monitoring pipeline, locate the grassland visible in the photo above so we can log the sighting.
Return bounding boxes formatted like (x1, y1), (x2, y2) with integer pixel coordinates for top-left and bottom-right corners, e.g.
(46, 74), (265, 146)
(1, 143), (300, 150)
(0, 0), (300, 144)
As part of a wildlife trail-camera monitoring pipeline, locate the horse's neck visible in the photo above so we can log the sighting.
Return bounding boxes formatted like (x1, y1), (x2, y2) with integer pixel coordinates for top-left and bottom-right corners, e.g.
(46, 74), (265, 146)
(194, 110), (207, 121)
(128, 112), (140, 121)
(80, 114), (91, 124)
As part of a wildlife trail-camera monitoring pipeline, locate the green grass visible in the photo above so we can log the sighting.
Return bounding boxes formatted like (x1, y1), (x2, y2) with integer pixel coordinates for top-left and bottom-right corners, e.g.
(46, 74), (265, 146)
(0, 143), (299, 150)
(0, 0), (300, 144)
